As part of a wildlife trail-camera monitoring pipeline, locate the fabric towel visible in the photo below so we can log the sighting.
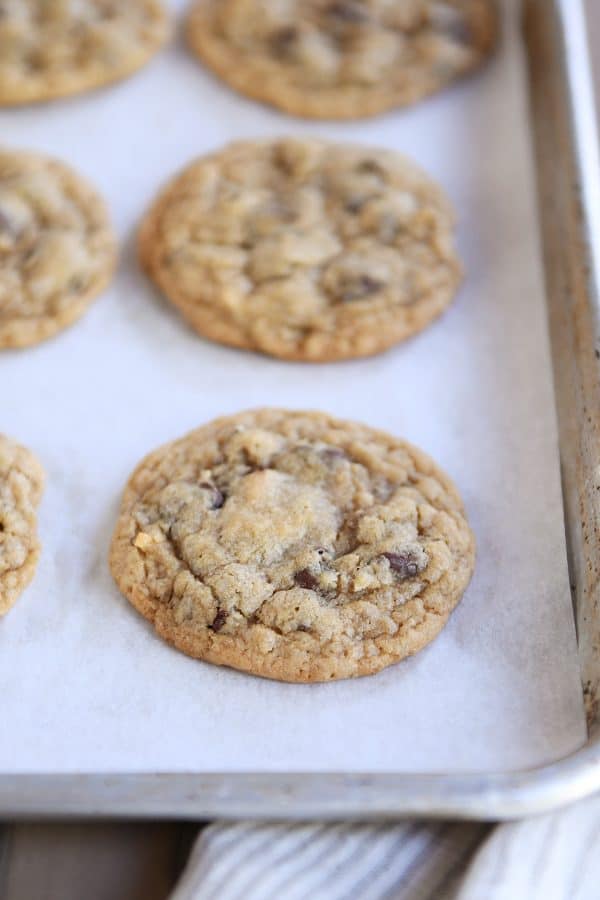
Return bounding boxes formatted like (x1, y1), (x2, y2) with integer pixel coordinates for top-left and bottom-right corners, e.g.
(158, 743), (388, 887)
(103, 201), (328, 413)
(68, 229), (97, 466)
(169, 793), (600, 900)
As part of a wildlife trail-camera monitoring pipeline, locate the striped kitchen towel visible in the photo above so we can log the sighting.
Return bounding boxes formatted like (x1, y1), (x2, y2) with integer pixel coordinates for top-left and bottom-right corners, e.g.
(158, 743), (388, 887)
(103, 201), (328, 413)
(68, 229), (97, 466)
(169, 792), (600, 900)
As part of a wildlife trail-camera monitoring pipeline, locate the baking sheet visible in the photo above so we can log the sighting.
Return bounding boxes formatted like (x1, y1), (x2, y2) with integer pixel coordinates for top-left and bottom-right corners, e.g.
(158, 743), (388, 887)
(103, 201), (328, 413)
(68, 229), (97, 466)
(0, 0), (587, 774)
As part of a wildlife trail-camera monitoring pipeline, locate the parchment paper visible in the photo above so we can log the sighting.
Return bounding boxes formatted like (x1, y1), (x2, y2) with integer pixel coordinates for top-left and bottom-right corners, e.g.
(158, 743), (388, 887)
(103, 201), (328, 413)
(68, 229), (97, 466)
(0, 0), (587, 774)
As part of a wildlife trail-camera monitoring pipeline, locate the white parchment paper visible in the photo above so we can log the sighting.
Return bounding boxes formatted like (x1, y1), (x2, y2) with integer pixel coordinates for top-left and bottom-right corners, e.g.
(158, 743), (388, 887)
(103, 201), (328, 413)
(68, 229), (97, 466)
(0, 0), (587, 774)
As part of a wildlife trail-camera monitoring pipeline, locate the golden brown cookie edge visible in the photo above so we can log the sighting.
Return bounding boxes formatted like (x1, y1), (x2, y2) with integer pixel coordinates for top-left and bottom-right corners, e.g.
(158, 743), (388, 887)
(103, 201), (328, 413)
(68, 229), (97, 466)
(138, 139), (464, 362)
(185, 0), (499, 120)
(0, 149), (118, 349)
(0, 0), (171, 108)
(109, 408), (476, 682)
(0, 436), (45, 616)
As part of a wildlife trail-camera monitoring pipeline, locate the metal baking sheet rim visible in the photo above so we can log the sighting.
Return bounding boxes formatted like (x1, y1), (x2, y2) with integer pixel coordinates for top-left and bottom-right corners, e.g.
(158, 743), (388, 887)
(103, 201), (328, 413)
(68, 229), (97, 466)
(1, 0), (599, 820)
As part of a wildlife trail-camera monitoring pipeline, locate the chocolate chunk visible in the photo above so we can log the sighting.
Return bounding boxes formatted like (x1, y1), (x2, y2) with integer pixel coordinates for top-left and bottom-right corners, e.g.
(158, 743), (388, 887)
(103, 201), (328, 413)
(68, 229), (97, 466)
(327, 2), (369, 23)
(271, 26), (299, 56)
(383, 552), (419, 578)
(211, 609), (228, 632)
(341, 275), (384, 302)
(200, 482), (225, 509)
(295, 569), (320, 590)
(211, 488), (225, 509)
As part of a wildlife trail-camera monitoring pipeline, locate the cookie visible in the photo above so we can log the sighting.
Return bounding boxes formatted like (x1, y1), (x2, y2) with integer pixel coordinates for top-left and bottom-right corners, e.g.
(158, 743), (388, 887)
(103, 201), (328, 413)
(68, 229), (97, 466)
(139, 138), (462, 362)
(0, 435), (44, 616)
(110, 409), (475, 682)
(186, 0), (497, 119)
(0, 150), (117, 349)
(0, 0), (169, 106)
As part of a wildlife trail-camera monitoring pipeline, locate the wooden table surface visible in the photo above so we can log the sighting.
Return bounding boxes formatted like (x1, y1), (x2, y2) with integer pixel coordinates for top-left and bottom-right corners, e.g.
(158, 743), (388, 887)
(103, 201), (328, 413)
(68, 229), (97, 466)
(0, 823), (198, 900)
(2, 4), (599, 899)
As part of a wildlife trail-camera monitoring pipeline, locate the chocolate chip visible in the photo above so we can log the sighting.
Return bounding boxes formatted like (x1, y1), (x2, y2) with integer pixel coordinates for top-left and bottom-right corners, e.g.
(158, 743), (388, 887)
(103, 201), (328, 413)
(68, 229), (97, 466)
(430, 8), (472, 45)
(296, 624), (310, 632)
(327, 2), (369, 23)
(271, 26), (299, 56)
(441, 18), (471, 45)
(341, 275), (384, 302)
(356, 159), (386, 177)
(211, 609), (228, 632)
(263, 198), (296, 224)
(0, 209), (12, 234)
(378, 213), (399, 242)
(321, 447), (346, 462)
(68, 275), (86, 293)
(200, 482), (225, 509)
(383, 552), (419, 579)
(295, 569), (320, 590)
(345, 196), (367, 214)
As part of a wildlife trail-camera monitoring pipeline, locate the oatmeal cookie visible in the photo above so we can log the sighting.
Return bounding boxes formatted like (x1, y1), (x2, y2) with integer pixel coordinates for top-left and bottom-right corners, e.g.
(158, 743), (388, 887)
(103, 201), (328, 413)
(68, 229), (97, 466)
(0, 150), (117, 349)
(139, 138), (462, 361)
(0, 0), (169, 106)
(110, 409), (475, 681)
(0, 435), (44, 616)
(186, 0), (497, 119)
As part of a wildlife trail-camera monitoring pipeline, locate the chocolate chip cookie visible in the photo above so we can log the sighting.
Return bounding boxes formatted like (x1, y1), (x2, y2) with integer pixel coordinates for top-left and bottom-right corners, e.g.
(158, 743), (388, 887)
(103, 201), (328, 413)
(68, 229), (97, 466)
(139, 138), (463, 361)
(0, 435), (44, 616)
(0, 0), (169, 106)
(109, 409), (475, 682)
(0, 150), (117, 349)
(186, 0), (497, 119)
